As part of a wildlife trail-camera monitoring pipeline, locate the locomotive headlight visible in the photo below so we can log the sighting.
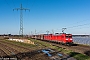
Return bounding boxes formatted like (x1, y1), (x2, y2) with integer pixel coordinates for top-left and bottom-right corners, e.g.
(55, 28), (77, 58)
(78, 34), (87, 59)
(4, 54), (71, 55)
(70, 39), (72, 40)
(66, 39), (68, 40)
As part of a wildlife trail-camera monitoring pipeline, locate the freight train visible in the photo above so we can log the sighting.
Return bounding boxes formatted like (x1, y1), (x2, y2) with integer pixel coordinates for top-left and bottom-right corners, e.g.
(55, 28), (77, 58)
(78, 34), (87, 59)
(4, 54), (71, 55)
(31, 33), (73, 45)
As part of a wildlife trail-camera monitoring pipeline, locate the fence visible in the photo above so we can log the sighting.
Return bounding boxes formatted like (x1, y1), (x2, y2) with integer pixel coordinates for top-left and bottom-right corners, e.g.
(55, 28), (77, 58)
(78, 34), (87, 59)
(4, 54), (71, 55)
(73, 37), (90, 45)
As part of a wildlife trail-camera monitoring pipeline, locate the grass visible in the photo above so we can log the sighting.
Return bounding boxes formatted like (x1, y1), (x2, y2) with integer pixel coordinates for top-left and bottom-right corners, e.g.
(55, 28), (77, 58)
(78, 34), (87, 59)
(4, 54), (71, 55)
(29, 39), (90, 60)
(69, 52), (90, 60)
(30, 39), (52, 48)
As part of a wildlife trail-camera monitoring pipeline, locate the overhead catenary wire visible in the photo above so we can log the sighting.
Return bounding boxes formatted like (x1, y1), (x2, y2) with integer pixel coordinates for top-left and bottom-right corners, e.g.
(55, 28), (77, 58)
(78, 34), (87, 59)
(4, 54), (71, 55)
(65, 19), (90, 29)
(55, 19), (90, 30)
(67, 23), (90, 29)
(68, 19), (90, 26)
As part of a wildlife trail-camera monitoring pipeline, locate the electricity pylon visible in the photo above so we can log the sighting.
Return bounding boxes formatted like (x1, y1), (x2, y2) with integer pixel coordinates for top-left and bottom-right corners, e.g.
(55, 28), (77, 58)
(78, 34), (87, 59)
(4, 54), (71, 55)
(13, 4), (30, 38)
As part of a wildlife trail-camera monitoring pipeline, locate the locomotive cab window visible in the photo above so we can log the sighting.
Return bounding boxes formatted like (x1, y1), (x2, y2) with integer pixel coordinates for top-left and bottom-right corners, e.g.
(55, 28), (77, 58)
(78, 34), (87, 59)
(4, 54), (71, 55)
(66, 35), (72, 38)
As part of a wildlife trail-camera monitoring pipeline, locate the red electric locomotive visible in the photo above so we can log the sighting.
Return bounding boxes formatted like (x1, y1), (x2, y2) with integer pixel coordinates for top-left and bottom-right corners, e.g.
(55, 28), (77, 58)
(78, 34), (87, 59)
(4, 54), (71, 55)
(31, 33), (73, 45)
(43, 33), (73, 45)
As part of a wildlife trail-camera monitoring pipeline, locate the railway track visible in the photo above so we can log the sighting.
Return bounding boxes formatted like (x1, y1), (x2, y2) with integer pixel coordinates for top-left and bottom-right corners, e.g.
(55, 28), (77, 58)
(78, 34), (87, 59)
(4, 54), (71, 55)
(53, 43), (90, 54)
(38, 40), (90, 56)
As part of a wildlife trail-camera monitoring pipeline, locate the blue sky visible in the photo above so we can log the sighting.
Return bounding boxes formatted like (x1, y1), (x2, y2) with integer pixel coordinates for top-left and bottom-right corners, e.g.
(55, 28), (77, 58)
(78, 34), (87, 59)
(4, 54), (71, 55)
(0, 0), (90, 35)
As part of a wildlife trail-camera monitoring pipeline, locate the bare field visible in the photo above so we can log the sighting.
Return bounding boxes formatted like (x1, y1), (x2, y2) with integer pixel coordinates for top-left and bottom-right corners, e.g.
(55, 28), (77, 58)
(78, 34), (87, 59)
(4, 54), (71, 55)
(0, 39), (51, 60)
(0, 39), (89, 60)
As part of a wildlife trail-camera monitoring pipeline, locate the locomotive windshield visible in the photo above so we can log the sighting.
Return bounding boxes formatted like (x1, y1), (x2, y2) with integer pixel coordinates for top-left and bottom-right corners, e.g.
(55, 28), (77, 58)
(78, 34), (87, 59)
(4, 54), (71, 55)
(66, 34), (72, 38)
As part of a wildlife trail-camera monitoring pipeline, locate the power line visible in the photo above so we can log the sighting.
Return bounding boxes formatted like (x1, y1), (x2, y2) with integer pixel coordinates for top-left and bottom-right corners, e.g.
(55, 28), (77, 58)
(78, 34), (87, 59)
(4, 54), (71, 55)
(26, 0), (36, 9)
(26, 0), (29, 8)
(30, 0), (36, 9)
(13, 4), (30, 38)
(4, 0), (12, 9)
(12, 0), (16, 7)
